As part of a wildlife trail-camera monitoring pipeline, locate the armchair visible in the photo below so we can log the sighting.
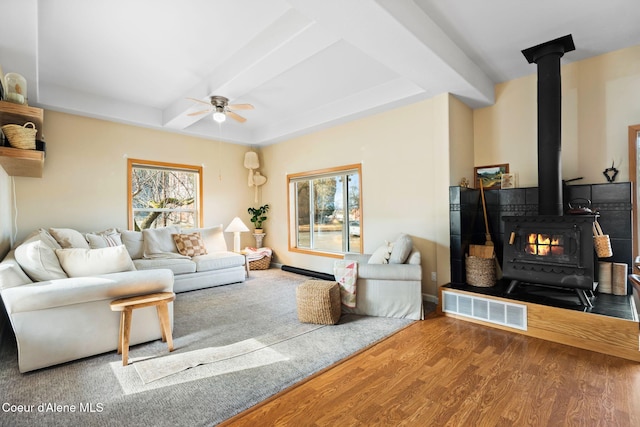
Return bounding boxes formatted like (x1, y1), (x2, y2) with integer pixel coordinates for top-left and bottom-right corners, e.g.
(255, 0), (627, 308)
(341, 249), (423, 320)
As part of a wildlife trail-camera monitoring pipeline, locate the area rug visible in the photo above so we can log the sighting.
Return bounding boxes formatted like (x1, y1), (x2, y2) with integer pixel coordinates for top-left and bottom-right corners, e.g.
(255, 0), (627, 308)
(0, 269), (415, 427)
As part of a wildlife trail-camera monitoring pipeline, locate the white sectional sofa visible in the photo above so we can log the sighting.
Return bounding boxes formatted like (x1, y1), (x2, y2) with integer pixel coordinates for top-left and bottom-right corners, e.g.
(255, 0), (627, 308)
(0, 225), (246, 372)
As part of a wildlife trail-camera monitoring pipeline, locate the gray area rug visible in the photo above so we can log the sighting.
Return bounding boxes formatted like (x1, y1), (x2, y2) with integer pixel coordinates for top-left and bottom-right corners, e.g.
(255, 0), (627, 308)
(0, 269), (415, 426)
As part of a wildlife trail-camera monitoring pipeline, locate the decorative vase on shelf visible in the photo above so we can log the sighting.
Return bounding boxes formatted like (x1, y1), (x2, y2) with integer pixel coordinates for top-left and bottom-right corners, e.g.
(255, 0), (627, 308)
(4, 73), (27, 105)
(254, 228), (263, 234)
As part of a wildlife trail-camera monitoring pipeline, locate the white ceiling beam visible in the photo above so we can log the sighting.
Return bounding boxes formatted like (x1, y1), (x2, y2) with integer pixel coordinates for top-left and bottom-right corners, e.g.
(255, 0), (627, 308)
(286, 0), (494, 108)
(162, 8), (339, 130)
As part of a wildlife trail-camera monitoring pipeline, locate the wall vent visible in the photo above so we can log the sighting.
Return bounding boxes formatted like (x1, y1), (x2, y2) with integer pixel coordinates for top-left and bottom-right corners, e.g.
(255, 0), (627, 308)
(442, 291), (527, 331)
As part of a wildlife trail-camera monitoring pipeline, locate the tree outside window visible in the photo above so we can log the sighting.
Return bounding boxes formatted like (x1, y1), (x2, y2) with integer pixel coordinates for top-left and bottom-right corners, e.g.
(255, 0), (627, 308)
(128, 159), (203, 230)
(288, 164), (362, 257)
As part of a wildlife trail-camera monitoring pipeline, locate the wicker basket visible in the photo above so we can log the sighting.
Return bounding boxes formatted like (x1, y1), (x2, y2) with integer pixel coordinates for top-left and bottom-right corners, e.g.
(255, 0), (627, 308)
(296, 280), (341, 325)
(593, 220), (613, 258)
(1, 122), (37, 150)
(465, 254), (496, 287)
(249, 256), (271, 270)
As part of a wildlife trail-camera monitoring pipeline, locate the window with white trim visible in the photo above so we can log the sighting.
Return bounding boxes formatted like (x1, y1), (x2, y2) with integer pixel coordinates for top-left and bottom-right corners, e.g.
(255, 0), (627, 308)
(288, 164), (362, 257)
(128, 159), (203, 230)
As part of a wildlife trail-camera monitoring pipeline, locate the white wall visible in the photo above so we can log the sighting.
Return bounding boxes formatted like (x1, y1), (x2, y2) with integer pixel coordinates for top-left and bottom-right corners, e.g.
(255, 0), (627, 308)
(0, 168), (12, 258)
(11, 111), (255, 249)
(260, 94), (460, 297)
(474, 44), (640, 187)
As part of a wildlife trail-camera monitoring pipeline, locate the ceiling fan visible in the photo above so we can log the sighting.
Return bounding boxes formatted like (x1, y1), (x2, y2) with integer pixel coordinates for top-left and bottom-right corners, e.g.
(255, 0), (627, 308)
(187, 95), (254, 123)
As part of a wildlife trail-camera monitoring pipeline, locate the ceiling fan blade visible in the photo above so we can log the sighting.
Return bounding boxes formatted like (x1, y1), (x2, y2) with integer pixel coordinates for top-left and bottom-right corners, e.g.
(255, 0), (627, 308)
(227, 103), (254, 111)
(187, 108), (212, 116)
(186, 97), (212, 106)
(227, 110), (247, 123)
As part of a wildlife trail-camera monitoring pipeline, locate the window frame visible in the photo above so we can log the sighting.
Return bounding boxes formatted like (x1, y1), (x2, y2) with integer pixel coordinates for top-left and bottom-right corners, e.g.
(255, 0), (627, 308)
(127, 158), (203, 230)
(287, 163), (363, 258)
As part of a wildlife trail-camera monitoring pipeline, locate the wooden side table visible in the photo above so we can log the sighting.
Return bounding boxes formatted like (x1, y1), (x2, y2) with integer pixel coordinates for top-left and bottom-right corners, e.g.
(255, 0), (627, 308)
(109, 292), (175, 366)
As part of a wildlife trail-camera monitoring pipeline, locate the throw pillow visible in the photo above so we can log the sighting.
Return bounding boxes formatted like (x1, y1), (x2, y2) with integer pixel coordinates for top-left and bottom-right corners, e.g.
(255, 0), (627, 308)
(118, 229), (144, 259)
(55, 245), (135, 278)
(389, 233), (413, 264)
(172, 232), (208, 257)
(14, 239), (68, 281)
(191, 225), (227, 252)
(142, 226), (182, 258)
(368, 243), (392, 264)
(86, 228), (123, 249)
(49, 228), (90, 249)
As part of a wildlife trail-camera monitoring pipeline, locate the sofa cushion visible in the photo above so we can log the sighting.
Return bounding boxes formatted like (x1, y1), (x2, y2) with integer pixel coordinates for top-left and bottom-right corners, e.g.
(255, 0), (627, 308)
(86, 228), (123, 249)
(14, 238), (68, 282)
(192, 252), (245, 272)
(389, 233), (413, 264)
(55, 245), (136, 278)
(0, 251), (34, 290)
(143, 226), (186, 259)
(49, 228), (90, 249)
(368, 243), (392, 264)
(192, 225), (227, 252)
(119, 229), (144, 259)
(173, 232), (207, 257)
(133, 258), (196, 275)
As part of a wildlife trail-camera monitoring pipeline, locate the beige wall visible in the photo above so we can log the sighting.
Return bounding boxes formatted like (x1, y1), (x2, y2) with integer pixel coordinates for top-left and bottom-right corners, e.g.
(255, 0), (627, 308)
(261, 93), (461, 297)
(9, 111), (255, 248)
(474, 44), (640, 187)
(0, 168), (11, 259)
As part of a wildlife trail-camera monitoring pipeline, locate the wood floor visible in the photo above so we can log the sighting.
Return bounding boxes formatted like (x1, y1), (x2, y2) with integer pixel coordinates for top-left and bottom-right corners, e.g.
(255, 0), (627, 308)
(221, 313), (640, 426)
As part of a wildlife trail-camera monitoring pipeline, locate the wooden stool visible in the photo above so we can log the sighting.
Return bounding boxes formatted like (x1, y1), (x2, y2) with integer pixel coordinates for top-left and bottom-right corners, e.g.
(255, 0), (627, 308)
(109, 292), (175, 366)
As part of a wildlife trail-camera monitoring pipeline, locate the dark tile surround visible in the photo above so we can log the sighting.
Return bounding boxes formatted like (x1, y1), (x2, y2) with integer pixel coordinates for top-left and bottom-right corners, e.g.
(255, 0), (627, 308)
(449, 182), (633, 292)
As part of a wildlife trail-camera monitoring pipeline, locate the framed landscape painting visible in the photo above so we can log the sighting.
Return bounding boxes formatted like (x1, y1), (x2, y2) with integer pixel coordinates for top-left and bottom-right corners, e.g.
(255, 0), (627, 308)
(475, 164), (509, 189)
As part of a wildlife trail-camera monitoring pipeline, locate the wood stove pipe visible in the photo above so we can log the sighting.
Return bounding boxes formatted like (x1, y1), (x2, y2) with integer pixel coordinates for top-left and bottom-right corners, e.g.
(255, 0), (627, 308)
(522, 35), (575, 216)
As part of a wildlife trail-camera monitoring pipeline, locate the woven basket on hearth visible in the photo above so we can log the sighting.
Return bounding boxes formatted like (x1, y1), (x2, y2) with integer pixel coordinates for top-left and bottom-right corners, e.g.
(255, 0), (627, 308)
(465, 254), (496, 287)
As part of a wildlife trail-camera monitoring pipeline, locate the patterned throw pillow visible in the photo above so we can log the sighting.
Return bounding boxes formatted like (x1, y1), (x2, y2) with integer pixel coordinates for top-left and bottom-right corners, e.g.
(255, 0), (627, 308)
(172, 232), (207, 257)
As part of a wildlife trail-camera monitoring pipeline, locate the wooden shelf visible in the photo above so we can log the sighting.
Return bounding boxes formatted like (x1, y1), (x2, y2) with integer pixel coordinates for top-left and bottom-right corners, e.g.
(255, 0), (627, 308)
(0, 101), (45, 177)
(0, 146), (44, 177)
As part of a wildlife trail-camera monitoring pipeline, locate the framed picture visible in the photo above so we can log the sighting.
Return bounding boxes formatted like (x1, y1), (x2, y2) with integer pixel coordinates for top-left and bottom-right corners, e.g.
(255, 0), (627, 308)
(501, 173), (516, 189)
(474, 164), (509, 189)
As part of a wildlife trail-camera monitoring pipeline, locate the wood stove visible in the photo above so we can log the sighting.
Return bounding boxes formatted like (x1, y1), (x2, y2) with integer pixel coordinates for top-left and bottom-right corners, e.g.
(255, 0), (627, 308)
(503, 215), (597, 307)
(501, 34), (600, 307)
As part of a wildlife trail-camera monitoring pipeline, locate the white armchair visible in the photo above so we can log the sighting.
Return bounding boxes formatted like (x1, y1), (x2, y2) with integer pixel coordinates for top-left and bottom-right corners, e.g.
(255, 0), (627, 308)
(341, 248), (423, 320)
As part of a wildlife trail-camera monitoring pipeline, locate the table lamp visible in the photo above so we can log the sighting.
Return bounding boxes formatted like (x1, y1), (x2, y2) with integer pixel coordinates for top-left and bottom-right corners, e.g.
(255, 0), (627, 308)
(225, 217), (249, 253)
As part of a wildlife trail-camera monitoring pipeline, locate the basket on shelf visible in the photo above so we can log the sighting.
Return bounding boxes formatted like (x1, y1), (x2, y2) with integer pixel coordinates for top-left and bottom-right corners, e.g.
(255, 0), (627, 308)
(1, 122), (37, 150)
(249, 256), (271, 270)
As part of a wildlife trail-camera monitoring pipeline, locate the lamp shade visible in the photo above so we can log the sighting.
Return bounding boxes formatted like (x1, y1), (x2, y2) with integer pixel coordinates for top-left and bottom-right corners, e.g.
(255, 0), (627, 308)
(225, 217), (249, 233)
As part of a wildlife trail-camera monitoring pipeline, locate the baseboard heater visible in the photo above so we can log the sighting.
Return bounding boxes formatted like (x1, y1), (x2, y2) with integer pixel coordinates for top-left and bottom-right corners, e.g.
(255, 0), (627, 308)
(281, 265), (335, 281)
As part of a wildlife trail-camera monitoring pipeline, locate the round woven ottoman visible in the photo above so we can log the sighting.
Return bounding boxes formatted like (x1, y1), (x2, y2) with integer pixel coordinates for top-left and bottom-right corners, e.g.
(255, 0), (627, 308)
(296, 280), (341, 325)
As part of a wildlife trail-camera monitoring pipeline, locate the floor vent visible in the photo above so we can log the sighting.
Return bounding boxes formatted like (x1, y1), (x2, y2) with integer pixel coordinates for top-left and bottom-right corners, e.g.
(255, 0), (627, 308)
(442, 291), (527, 331)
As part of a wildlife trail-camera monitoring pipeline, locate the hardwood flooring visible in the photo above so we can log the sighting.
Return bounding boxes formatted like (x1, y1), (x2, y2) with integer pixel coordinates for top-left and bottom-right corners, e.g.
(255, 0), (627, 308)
(221, 313), (640, 426)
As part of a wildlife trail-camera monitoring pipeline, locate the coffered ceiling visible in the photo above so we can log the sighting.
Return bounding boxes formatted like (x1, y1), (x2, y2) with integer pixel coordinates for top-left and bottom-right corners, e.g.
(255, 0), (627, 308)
(1, 0), (639, 145)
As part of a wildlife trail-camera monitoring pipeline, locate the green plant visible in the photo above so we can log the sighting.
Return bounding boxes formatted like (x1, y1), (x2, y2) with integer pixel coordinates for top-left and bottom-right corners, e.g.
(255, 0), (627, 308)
(248, 204), (270, 229)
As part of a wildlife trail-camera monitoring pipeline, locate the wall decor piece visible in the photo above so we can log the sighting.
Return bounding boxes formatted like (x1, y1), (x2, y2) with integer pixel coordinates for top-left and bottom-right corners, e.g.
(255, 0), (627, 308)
(603, 161), (619, 182)
(501, 173), (516, 189)
(474, 164), (509, 189)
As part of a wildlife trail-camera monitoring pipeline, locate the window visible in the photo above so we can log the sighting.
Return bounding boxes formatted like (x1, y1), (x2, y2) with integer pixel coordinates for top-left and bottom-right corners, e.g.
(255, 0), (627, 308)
(128, 159), (203, 230)
(288, 164), (362, 257)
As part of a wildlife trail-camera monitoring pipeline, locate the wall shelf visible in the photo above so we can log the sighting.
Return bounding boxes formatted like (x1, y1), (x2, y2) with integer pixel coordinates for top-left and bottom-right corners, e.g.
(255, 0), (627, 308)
(0, 101), (44, 177)
(0, 146), (44, 177)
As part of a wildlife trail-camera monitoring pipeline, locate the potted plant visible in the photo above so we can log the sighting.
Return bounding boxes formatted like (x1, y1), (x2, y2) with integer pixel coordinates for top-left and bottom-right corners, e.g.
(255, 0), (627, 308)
(248, 204), (269, 234)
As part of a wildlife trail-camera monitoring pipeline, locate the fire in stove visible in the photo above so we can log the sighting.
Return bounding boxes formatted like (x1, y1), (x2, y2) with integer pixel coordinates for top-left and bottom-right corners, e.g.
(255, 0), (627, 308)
(525, 233), (565, 256)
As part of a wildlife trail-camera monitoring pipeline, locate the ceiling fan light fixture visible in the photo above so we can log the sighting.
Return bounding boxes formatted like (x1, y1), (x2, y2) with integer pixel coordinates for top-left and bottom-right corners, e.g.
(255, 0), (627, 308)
(212, 108), (226, 123)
